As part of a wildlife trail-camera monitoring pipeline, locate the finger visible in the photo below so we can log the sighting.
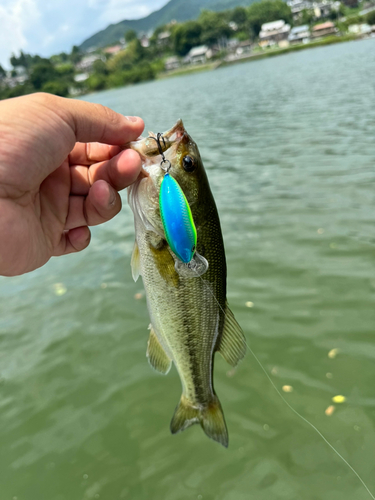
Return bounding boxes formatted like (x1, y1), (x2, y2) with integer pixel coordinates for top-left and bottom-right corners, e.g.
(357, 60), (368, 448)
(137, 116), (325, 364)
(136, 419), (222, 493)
(88, 149), (142, 191)
(65, 180), (122, 229)
(70, 149), (141, 195)
(53, 226), (91, 257)
(69, 142), (121, 166)
(58, 96), (144, 145)
(85, 180), (122, 226)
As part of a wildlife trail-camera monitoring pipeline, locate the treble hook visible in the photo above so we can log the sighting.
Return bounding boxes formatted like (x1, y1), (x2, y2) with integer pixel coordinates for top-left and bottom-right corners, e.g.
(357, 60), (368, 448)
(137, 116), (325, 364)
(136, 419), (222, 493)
(148, 132), (171, 173)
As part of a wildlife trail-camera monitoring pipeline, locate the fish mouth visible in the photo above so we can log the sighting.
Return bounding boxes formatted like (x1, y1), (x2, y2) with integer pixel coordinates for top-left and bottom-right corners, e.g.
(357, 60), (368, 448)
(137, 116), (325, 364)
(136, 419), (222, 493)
(127, 119), (188, 176)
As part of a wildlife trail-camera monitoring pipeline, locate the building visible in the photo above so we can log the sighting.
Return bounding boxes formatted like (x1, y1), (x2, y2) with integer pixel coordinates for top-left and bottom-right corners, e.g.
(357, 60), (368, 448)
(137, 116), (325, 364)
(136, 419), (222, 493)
(288, 25), (311, 44)
(103, 45), (123, 56)
(75, 54), (102, 72)
(259, 20), (291, 46)
(311, 21), (337, 37)
(287, 0), (313, 22)
(157, 32), (171, 46)
(185, 45), (209, 64)
(348, 23), (372, 34)
(164, 56), (180, 71)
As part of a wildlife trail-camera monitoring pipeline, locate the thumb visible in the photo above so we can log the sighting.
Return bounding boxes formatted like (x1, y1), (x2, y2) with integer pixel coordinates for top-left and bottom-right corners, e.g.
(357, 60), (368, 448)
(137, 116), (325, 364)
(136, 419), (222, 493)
(58, 96), (144, 145)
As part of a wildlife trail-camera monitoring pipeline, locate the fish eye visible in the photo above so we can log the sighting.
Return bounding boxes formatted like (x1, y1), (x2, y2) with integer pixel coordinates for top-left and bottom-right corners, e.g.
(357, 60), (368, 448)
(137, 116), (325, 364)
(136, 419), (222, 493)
(182, 155), (195, 172)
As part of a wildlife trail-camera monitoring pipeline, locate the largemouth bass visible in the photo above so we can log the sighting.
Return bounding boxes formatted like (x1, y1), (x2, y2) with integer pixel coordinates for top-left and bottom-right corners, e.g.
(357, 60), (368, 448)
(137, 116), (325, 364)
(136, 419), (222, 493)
(127, 120), (246, 447)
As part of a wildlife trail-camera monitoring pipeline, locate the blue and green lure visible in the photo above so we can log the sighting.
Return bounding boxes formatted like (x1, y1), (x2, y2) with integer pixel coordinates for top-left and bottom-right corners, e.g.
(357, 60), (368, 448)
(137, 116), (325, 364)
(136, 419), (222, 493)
(159, 172), (208, 277)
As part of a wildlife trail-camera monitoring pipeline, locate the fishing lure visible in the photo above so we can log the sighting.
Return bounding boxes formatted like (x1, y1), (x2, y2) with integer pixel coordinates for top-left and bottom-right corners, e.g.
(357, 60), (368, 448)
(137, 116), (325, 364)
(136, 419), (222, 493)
(150, 133), (208, 277)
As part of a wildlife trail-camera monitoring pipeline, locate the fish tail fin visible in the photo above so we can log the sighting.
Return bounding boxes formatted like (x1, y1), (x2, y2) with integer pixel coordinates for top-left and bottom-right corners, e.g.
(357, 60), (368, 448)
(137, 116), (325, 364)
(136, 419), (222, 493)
(170, 395), (228, 448)
(200, 395), (228, 448)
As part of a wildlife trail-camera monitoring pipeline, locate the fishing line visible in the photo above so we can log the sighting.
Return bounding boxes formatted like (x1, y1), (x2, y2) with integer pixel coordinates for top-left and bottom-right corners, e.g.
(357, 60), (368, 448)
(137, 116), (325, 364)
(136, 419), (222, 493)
(192, 267), (375, 500)
(151, 130), (374, 497)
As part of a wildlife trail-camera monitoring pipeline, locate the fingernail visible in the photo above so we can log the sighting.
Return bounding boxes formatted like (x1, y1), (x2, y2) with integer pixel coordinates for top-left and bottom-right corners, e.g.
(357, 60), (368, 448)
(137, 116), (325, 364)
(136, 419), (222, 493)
(126, 116), (139, 123)
(109, 188), (116, 207)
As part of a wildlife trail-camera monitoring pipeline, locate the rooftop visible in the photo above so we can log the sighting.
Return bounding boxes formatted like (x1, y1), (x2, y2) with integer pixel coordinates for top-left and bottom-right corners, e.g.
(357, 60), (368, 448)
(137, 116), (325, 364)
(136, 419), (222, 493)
(290, 25), (310, 34)
(188, 45), (209, 57)
(312, 21), (335, 30)
(261, 20), (286, 31)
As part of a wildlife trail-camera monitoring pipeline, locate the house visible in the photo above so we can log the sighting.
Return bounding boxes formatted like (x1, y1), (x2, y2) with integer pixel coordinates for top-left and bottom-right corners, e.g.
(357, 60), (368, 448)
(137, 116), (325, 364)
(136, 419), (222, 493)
(157, 32), (171, 46)
(287, 0), (314, 22)
(185, 45), (209, 64)
(164, 56), (180, 71)
(311, 21), (337, 37)
(140, 34), (150, 48)
(75, 54), (102, 72)
(236, 40), (253, 55)
(288, 24), (311, 44)
(259, 20), (291, 46)
(348, 23), (372, 34)
(103, 45), (123, 56)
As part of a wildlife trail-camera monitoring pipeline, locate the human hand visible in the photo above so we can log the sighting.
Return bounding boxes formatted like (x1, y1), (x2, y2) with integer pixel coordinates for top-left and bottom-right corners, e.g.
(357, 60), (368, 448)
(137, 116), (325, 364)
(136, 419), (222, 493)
(0, 93), (144, 277)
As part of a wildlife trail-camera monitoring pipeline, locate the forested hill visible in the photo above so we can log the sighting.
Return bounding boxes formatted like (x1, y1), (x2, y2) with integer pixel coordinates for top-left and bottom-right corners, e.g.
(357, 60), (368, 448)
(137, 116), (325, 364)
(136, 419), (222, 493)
(79, 0), (255, 50)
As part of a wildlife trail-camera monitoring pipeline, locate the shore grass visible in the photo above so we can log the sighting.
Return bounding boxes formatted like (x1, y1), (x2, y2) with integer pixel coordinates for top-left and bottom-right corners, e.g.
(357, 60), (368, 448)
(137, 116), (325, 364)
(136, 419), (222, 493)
(218, 34), (362, 68)
(159, 34), (364, 81)
(158, 61), (220, 79)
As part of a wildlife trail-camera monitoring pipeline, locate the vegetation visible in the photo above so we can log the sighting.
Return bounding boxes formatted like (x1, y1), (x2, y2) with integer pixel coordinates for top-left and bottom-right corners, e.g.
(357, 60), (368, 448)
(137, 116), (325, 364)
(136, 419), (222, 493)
(0, 0), (372, 100)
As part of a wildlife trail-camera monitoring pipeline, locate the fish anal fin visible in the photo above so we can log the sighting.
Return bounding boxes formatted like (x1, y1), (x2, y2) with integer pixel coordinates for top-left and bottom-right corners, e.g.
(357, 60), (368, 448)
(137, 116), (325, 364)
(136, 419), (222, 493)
(217, 303), (246, 367)
(146, 326), (172, 375)
(170, 395), (228, 448)
(131, 240), (141, 282)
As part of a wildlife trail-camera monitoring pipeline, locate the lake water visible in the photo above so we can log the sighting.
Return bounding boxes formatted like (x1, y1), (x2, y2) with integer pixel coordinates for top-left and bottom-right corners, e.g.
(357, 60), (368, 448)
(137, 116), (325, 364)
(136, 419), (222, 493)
(1, 38), (375, 500)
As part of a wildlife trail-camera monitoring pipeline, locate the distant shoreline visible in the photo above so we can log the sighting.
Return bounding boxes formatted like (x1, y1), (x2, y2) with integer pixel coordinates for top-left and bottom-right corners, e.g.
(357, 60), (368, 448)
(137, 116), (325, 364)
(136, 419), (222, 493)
(159, 34), (371, 80)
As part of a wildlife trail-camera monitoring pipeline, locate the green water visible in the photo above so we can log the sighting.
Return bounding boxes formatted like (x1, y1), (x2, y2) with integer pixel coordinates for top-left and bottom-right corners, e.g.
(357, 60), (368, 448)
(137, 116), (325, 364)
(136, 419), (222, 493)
(1, 39), (375, 500)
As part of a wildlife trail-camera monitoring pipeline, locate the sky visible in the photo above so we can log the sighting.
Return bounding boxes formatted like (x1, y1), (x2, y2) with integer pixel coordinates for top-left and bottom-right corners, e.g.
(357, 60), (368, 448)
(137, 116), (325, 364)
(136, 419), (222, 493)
(0, 0), (167, 68)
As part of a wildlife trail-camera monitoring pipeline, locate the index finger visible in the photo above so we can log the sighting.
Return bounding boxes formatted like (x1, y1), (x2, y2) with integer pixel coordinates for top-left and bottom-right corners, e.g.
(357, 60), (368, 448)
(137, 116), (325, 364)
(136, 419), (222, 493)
(69, 142), (121, 166)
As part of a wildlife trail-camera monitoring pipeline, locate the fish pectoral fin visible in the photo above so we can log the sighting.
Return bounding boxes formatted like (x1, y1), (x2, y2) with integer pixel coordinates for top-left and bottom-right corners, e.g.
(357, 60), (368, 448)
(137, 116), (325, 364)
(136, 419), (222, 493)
(146, 326), (172, 375)
(170, 395), (228, 448)
(131, 240), (141, 282)
(217, 303), (247, 367)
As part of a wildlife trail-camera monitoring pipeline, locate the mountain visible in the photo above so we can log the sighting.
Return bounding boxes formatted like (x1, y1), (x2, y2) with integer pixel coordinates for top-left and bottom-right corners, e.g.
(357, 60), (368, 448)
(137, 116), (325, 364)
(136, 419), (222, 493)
(79, 0), (253, 51)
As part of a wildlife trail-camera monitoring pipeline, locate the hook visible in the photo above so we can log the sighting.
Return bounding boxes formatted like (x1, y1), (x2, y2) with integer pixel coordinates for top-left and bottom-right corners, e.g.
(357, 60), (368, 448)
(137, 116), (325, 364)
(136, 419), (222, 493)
(148, 133), (171, 173)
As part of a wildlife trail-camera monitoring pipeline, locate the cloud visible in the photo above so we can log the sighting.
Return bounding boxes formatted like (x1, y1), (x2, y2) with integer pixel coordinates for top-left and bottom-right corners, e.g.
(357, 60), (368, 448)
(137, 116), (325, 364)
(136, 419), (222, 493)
(0, 0), (41, 68)
(0, 0), (167, 68)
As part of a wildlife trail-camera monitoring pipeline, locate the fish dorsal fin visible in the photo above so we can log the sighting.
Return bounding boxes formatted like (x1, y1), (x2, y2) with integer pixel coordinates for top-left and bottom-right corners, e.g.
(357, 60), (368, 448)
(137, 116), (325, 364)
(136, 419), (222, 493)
(131, 240), (141, 282)
(217, 303), (246, 367)
(147, 325), (172, 375)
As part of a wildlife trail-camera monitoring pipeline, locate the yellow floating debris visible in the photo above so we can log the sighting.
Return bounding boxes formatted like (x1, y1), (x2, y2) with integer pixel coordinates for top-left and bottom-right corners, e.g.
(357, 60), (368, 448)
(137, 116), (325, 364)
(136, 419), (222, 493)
(325, 405), (335, 416)
(326, 372), (333, 379)
(53, 283), (67, 296)
(317, 228), (324, 234)
(282, 385), (293, 393)
(332, 395), (346, 404)
(328, 348), (340, 359)
(134, 292), (143, 300)
(263, 424), (270, 431)
(245, 301), (254, 308)
(271, 366), (278, 375)
(100, 283), (108, 289)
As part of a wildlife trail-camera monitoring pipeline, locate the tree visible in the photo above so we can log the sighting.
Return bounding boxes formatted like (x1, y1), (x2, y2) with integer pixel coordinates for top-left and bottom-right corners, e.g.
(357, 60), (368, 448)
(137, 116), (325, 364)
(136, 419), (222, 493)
(199, 10), (232, 46)
(29, 60), (59, 90)
(300, 8), (314, 25)
(92, 59), (108, 75)
(172, 21), (202, 56)
(0, 64), (6, 79)
(230, 7), (248, 30)
(247, 0), (293, 36)
(125, 29), (137, 43)
(367, 10), (375, 25)
(70, 45), (81, 64)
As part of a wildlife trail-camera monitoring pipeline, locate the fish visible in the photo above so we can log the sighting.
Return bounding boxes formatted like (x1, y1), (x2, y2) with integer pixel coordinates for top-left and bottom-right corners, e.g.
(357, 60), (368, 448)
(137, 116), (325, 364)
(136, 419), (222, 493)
(127, 120), (246, 447)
